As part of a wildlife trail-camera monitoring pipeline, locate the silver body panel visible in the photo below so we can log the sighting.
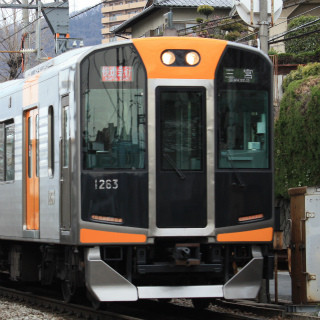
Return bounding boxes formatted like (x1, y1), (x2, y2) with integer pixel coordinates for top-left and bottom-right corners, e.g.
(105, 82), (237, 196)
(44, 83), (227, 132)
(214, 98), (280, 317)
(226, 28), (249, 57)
(0, 47), (90, 243)
(147, 79), (215, 238)
(137, 286), (223, 299)
(85, 247), (138, 301)
(85, 246), (263, 301)
(304, 187), (320, 302)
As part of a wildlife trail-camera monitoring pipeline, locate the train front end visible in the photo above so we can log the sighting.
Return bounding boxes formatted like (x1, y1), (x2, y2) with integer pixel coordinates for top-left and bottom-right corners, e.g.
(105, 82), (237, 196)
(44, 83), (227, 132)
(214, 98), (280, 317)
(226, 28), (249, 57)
(78, 37), (274, 303)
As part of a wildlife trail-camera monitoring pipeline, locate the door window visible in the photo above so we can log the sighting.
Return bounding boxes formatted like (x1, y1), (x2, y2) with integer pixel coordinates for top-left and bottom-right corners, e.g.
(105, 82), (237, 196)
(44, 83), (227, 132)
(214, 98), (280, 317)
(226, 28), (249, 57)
(159, 88), (205, 171)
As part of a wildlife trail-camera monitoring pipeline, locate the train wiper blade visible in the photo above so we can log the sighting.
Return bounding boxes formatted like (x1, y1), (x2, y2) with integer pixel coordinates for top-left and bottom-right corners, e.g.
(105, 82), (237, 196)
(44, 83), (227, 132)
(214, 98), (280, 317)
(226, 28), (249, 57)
(225, 149), (246, 188)
(163, 153), (186, 180)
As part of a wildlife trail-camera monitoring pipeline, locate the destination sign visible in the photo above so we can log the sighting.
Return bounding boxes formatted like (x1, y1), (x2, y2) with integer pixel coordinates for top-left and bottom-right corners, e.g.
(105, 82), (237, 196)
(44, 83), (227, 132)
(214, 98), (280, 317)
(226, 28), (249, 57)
(101, 66), (133, 82)
(224, 68), (256, 84)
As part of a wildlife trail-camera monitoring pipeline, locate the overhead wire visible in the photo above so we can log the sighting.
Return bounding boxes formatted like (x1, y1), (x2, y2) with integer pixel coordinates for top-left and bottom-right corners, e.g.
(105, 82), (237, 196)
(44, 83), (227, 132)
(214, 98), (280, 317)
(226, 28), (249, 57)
(236, 4), (320, 43)
(70, 0), (106, 20)
(0, 7), (25, 31)
(27, 1), (105, 35)
(176, 15), (242, 36)
(0, 0), (74, 44)
(2, 0), (319, 51)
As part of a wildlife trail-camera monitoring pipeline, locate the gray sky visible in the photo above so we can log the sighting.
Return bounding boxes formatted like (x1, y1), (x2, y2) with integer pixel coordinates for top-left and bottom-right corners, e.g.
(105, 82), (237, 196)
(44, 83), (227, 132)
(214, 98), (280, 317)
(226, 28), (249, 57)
(68, 0), (102, 12)
(41, 0), (102, 13)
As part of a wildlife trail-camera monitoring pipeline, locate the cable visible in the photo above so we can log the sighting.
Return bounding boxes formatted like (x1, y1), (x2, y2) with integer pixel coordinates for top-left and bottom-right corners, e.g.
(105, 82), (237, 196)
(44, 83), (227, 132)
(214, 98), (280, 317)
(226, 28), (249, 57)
(177, 15), (242, 36)
(0, 8), (25, 31)
(1, 0), (105, 45)
(70, 1), (105, 19)
(236, 5), (320, 43)
(268, 17), (320, 43)
(0, 0), (68, 44)
(269, 27), (320, 44)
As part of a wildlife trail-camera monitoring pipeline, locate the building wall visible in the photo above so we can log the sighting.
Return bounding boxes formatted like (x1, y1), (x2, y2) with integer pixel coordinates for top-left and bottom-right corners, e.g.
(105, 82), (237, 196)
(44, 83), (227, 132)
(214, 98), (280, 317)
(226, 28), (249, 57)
(131, 8), (230, 38)
(101, 0), (147, 43)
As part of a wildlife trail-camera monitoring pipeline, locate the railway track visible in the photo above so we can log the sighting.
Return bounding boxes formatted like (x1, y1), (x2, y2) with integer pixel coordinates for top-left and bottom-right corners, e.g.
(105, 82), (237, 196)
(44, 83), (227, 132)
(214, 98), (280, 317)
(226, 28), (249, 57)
(0, 282), (288, 320)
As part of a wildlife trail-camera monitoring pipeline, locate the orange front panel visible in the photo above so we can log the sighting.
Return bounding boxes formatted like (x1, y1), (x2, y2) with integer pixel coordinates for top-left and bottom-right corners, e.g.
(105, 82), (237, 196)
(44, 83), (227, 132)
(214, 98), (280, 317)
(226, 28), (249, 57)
(132, 37), (227, 79)
(216, 227), (273, 242)
(80, 228), (147, 244)
(25, 109), (39, 230)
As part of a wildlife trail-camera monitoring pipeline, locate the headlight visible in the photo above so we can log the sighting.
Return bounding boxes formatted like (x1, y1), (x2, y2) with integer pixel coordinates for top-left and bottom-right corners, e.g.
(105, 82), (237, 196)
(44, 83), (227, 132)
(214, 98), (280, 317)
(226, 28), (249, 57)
(185, 51), (200, 66)
(161, 51), (176, 65)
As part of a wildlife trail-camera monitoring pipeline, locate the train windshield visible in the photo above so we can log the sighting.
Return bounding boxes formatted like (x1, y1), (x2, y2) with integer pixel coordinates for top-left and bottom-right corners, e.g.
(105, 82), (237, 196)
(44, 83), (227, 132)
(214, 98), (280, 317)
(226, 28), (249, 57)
(216, 46), (272, 169)
(217, 89), (269, 168)
(80, 45), (146, 170)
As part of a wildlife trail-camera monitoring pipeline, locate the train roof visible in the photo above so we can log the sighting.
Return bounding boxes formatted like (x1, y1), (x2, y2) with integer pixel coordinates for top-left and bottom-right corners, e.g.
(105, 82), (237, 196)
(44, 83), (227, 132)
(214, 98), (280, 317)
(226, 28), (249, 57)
(0, 41), (135, 97)
(24, 40), (134, 79)
(0, 79), (24, 90)
(24, 46), (93, 78)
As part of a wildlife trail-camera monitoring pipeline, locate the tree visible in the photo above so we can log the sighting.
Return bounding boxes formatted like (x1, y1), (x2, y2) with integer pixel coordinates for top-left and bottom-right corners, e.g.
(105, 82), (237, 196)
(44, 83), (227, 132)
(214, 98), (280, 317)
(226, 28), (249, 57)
(0, 9), (23, 81)
(197, 5), (214, 20)
(285, 16), (320, 54)
(0, 8), (56, 82)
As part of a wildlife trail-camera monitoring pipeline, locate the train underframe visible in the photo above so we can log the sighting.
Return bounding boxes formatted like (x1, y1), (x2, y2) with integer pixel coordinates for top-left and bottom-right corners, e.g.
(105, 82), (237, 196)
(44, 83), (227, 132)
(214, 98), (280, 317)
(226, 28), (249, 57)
(0, 239), (273, 305)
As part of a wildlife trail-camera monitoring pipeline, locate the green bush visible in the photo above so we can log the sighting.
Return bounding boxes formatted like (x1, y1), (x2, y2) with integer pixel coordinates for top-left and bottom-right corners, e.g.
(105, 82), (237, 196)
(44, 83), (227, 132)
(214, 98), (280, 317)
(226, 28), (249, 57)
(271, 47), (320, 65)
(275, 63), (320, 198)
(285, 16), (320, 54)
(219, 19), (247, 32)
(224, 31), (241, 41)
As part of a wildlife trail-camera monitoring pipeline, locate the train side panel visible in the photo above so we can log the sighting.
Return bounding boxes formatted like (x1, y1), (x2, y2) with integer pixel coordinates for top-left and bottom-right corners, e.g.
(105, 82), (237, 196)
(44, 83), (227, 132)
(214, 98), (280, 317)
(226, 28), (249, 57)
(59, 66), (80, 244)
(38, 74), (61, 241)
(0, 81), (24, 238)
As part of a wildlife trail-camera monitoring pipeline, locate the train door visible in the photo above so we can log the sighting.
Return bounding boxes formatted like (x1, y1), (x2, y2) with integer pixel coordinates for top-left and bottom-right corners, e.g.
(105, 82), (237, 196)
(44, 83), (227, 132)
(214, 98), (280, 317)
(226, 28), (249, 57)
(60, 95), (71, 230)
(156, 87), (207, 228)
(25, 108), (39, 230)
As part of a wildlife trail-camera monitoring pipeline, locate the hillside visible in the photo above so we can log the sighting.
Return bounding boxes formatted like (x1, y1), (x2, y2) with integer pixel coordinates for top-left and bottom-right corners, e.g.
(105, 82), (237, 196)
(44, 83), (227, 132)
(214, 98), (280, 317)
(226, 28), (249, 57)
(69, 5), (103, 46)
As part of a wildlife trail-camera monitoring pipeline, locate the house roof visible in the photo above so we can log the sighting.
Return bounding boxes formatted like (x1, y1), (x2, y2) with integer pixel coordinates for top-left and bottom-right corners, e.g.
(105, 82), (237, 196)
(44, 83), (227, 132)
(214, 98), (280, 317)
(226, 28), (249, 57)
(114, 0), (232, 34)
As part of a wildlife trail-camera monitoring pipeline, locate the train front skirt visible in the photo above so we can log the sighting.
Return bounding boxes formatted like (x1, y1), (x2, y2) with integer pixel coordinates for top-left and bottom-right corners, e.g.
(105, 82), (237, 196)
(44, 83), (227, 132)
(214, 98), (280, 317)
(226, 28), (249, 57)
(85, 246), (263, 301)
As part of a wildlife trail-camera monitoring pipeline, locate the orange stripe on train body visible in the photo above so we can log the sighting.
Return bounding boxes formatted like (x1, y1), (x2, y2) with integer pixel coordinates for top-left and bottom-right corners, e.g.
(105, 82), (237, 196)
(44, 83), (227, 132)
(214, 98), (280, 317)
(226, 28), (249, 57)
(80, 228), (147, 244)
(216, 227), (273, 242)
(23, 73), (40, 107)
(132, 37), (227, 80)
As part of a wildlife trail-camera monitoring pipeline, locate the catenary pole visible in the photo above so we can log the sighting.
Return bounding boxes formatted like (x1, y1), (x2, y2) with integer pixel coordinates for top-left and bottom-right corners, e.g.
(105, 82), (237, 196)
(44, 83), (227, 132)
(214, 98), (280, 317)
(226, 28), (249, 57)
(259, 0), (269, 54)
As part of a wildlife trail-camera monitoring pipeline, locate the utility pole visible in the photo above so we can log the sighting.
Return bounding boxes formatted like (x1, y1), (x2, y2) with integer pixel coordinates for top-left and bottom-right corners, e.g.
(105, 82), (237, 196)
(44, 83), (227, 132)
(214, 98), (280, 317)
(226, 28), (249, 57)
(259, 0), (269, 54)
(0, 0), (70, 64)
(36, 0), (42, 60)
(22, 0), (31, 69)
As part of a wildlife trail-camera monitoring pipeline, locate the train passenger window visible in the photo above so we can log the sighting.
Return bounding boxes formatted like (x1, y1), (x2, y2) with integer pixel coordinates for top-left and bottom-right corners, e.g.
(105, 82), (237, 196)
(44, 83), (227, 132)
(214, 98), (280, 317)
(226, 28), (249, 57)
(158, 88), (204, 171)
(5, 124), (15, 181)
(48, 106), (54, 177)
(0, 120), (15, 181)
(80, 45), (146, 170)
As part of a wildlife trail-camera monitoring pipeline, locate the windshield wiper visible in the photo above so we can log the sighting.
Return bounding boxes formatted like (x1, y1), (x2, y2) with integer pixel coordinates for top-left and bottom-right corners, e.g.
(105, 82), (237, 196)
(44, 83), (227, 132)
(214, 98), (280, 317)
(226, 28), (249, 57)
(225, 150), (246, 188)
(163, 153), (186, 180)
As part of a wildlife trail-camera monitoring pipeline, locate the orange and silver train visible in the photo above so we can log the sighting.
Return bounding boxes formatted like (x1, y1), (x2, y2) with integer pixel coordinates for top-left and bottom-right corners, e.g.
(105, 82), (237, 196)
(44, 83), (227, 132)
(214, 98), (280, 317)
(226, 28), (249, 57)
(0, 37), (274, 306)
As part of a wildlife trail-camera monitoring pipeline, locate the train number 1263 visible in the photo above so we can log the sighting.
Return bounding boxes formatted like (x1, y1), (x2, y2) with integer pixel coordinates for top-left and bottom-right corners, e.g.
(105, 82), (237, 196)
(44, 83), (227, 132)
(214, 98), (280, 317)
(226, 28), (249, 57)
(94, 179), (119, 190)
